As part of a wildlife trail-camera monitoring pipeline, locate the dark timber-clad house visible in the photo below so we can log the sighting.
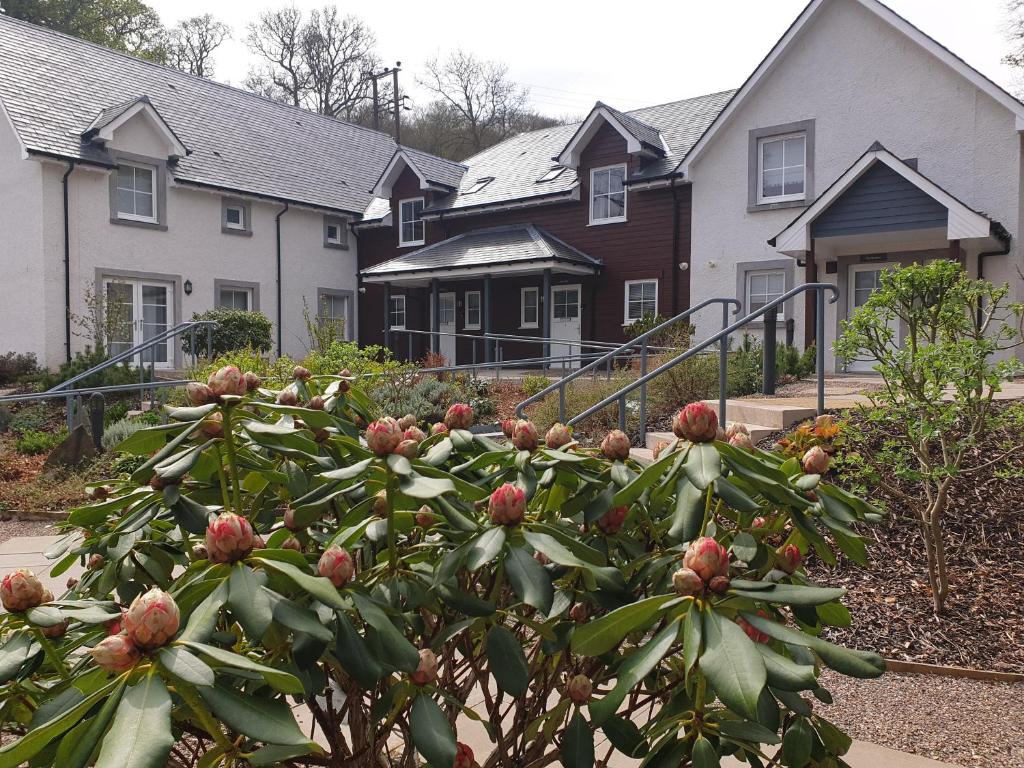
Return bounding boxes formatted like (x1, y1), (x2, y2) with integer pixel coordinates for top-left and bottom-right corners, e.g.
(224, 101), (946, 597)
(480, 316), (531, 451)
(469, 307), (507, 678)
(355, 94), (734, 367)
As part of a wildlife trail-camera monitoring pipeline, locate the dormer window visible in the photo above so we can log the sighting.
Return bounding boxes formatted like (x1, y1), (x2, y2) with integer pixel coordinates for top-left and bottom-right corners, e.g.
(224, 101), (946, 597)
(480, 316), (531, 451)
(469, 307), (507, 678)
(115, 162), (156, 223)
(589, 164), (627, 225)
(399, 197), (425, 247)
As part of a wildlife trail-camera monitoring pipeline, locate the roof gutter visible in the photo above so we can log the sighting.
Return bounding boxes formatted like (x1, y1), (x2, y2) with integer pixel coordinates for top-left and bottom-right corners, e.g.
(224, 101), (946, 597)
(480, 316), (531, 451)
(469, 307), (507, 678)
(275, 203), (289, 357)
(62, 161), (76, 363)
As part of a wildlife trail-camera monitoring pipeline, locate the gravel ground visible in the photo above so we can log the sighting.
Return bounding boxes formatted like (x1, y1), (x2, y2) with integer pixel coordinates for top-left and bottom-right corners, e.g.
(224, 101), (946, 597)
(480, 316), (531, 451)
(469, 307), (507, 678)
(0, 515), (60, 545)
(816, 669), (1024, 767)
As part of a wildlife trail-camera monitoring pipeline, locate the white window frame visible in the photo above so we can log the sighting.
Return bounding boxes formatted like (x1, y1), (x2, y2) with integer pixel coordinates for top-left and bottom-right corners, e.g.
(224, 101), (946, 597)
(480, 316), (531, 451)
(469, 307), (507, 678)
(398, 197), (425, 247)
(224, 204), (245, 231)
(589, 163), (627, 225)
(756, 132), (806, 205)
(746, 269), (787, 319)
(520, 287), (540, 329)
(325, 222), (342, 244)
(464, 290), (482, 330)
(218, 286), (252, 311)
(389, 295), (407, 330)
(623, 279), (658, 325)
(115, 162), (157, 223)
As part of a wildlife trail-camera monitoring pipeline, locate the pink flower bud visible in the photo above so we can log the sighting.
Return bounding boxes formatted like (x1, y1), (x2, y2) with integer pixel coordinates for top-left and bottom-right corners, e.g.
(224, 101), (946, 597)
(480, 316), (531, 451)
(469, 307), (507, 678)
(0, 569), (45, 612)
(283, 506), (302, 532)
(43, 619), (68, 639)
(729, 432), (754, 451)
(673, 402), (719, 443)
(802, 446), (829, 475)
(190, 544), (208, 561)
(682, 537), (730, 583)
(596, 505), (628, 535)
(106, 610), (126, 636)
(373, 490), (389, 518)
(410, 648), (438, 686)
(186, 381), (217, 406)
(40, 588), (54, 603)
(725, 423), (749, 440)
(777, 544), (802, 574)
(444, 403), (474, 430)
(737, 611), (771, 644)
(415, 505), (435, 528)
(569, 602), (590, 623)
(566, 673), (592, 704)
(397, 414), (417, 431)
(545, 423), (572, 449)
(652, 440), (671, 460)
(282, 536), (302, 552)
(511, 420), (539, 451)
(293, 365), (312, 381)
(243, 371), (261, 391)
(403, 426), (427, 443)
(66, 576), (79, 590)
(600, 430), (631, 461)
(708, 575), (731, 594)
(200, 411), (223, 439)
(307, 395), (326, 410)
(454, 742), (475, 768)
(672, 567), (704, 597)
(318, 546), (355, 588)
(208, 365), (246, 397)
(89, 485), (112, 500)
(277, 388), (299, 406)
(752, 516), (767, 529)
(91, 634), (141, 672)
(501, 417), (516, 438)
(430, 422), (448, 436)
(395, 439), (419, 459)
(87, 554), (105, 569)
(366, 417), (403, 456)
(124, 588), (180, 650)
(489, 483), (526, 526)
(205, 512), (255, 564)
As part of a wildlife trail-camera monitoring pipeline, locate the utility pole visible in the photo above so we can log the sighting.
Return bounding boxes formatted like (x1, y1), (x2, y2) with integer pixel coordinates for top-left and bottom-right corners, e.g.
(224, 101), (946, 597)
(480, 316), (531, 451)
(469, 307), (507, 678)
(363, 62), (406, 141)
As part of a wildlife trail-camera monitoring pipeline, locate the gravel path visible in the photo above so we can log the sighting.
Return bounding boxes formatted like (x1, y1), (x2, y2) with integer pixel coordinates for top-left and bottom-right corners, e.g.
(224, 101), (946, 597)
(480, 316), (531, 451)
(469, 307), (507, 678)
(816, 669), (1024, 767)
(0, 515), (59, 545)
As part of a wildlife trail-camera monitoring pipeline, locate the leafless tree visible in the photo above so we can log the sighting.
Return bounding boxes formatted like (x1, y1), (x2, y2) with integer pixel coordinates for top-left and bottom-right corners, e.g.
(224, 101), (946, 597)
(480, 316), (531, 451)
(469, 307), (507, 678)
(164, 14), (231, 78)
(244, 6), (309, 107)
(1004, 0), (1024, 93)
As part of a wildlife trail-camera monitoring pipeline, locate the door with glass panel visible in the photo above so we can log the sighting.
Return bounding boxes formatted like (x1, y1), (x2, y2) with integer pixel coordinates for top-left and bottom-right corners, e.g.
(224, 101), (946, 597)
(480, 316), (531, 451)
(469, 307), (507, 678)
(430, 292), (457, 365)
(550, 284), (582, 369)
(103, 279), (174, 368)
(845, 263), (896, 372)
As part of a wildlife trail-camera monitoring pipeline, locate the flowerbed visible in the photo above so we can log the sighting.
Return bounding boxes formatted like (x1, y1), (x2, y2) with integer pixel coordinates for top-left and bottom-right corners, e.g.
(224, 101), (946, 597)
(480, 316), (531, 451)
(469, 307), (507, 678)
(0, 371), (885, 767)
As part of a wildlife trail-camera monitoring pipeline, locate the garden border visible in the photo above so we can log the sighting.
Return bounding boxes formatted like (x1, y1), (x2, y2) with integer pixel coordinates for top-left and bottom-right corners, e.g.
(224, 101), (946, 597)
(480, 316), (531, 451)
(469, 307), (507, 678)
(884, 659), (1024, 683)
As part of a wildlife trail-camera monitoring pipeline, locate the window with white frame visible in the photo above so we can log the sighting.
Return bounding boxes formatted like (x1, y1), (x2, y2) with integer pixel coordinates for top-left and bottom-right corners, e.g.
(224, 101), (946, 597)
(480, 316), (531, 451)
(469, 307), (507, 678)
(399, 198), (425, 246)
(464, 291), (482, 329)
(389, 295), (407, 329)
(324, 216), (348, 248)
(520, 287), (539, 328)
(590, 164), (627, 224)
(224, 204), (245, 230)
(624, 279), (658, 324)
(746, 270), (787, 316)
(115, 163), (156, 222)
(757, 133), (806, 204)
(218, 287), (251, 311)
(319, 292), (350, 339)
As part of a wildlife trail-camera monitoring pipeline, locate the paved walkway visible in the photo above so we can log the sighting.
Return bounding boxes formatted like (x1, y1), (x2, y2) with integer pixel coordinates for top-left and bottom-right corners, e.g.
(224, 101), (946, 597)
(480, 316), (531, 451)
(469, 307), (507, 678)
(1, 535), (960, 767)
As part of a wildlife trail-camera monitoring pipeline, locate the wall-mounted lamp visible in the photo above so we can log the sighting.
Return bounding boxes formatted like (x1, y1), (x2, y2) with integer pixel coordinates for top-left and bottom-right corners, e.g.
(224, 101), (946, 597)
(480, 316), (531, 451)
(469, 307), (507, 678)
(358, 287), (367, 294)
(678, 262), (689, 271)
(184, 279), (193, 295)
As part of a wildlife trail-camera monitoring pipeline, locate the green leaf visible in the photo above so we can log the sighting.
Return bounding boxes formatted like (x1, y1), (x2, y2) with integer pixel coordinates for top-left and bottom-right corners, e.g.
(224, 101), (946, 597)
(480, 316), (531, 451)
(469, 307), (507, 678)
(25, 605), (64, 627)
(717, 718), (781, 744)
(699, 609), (766, 719)
(756, 645), (818, 691)
(561, 711), (594, 768)
(267, 592), (333, 643)
(253, 556), (346, 610)
(466, 527), (506, 571)
(335, 612), (384, 688)
(199, 683), (311, 746)
(523, 531), (626, 594)
(730, 532), (759, 563)
(486, 626), (529, 697)
(682, 604), (702, 674)
(690, 736), (720, 768)
(409, 694), (457, 767)
(351, 592), (419, 673)
(571, 594), (676, 657)
(94, 675), (174, 768)
(318, 458), (373, 481)
(178, 579), (228, 644)
(782, 717), (813, 768)
(0, 633), (40, 683)
(683, 442), (721, 490)
(436, 583), (496, 617)
(505, 546), (554, 614)
(399, 475), (455, 499)
(612, 448), (677, 506)
(728, 584), (846, 607)
(180, 641), (303, 694)
(602, 715), (648, 758)
(669, 476), (704, 541)
(714, 476), (761, 512)
(246, 744), (317, 766)
(588, 619), (679, 726)
(158, 646), (214, 687)
(228, 563), (273, 639)
(59, 678), (127, 768)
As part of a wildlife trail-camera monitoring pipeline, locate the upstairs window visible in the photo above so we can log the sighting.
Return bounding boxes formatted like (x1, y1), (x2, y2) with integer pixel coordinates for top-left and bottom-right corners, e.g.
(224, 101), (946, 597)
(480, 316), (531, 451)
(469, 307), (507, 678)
(590, 164), (627, 224)
(115, 163), (156, 222)
(399, 198), (425, 246)
(746, 270), (787, 317)
(324, 216), (348, 249)
(224, 205), (245, 230)
(757, 133), (806, 204)
(624, 279), (658, 324)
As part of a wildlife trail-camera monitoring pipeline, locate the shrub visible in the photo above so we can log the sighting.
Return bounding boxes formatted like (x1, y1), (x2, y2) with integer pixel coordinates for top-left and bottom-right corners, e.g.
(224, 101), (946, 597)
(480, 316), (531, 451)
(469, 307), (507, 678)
(0, 351), (40, 386)
(0, 373), (885, 767)
(182, 308), (273, 356)
(188, 347), (297, 388)
(304, 340), (411, 380)
(14, 428), (66, 455)
(100, 417), (151, 452)
(0, 407), (11, 433)
(727, 334), (763, 395)
(373, 374), (494, 423)
(8, 404), (50, 434)
(520, 373), (551, 397)
(39, 346), (142, 390)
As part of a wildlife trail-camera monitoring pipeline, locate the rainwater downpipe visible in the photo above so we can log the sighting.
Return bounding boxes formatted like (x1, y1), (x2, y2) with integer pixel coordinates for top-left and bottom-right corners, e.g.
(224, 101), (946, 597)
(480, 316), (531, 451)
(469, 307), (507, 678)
(670, 176), (681, 315)
(275, 202), (289, 357)
(62, 161), (76, 363)
(976, 232), (1011, 327)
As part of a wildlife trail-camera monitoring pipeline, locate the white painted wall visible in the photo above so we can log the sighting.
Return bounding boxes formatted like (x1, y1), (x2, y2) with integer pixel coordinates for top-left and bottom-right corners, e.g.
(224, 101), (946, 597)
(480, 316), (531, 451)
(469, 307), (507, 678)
(687, 0), (1024, 369)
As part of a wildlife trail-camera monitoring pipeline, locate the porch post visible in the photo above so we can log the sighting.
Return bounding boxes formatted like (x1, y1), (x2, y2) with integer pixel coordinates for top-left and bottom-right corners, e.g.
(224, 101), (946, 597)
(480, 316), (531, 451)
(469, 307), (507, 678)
(384, 282), (392, 351)
(542, 268), (552, 360)
(803, 240), (817, 349)
(431, 278), (440, 355)
(483, 275), (493, 363)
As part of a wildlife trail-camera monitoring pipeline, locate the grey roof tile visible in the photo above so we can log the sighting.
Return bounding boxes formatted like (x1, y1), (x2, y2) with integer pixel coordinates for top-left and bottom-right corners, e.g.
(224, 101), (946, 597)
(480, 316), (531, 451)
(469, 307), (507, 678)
(360, 223), (601, 277)
(0, 14), (403, 214)
(399, 145), (467, 190)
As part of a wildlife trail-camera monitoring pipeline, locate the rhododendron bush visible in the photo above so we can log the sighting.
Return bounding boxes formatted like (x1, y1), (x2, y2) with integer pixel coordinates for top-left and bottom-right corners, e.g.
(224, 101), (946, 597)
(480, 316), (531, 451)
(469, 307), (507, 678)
(0, 370), (885, 768)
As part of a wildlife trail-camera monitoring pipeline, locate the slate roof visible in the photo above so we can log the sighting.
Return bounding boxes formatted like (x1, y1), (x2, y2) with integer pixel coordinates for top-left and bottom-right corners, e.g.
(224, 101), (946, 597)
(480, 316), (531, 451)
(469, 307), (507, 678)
(360, 224), (602, 278)
(358, 89), (736, 220)
(0, 14), (404, 215)
(398, 146), (467, 191)
(593, 102), (666, 155)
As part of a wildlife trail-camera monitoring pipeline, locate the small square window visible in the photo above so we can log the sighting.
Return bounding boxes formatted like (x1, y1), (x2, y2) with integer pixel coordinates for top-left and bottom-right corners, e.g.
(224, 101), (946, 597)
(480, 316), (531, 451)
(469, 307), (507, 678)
(624, 280), (658, 323)
(115, 163), (157, 222)
(746, 270), (787, 317)
(326, 224), (340, 242)
(521, 287), (539, 328)
(218, 287), (251, 311)
(225, 206), (245, 230)
(324, 216), (348, 248)
(465, 291), (482, 329)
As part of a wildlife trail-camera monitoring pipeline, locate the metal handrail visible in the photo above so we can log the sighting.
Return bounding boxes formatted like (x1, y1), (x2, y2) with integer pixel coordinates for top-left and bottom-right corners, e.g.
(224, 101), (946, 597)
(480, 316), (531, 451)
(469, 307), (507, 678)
(0, 378), (194, 404)
(46, 320), (218, 393)
(390, 327), (674, 353)
(569, 284), (840, 440)
(515, 297), (742, 426)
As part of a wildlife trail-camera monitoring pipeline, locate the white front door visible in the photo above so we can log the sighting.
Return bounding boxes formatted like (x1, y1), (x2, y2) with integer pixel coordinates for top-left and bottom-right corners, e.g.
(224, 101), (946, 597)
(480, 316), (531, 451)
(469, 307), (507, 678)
(550, 284), (582, 369)
(845, 263), (896, 373)
(431, 291), (457, 365)
(103, 278), (174, 368)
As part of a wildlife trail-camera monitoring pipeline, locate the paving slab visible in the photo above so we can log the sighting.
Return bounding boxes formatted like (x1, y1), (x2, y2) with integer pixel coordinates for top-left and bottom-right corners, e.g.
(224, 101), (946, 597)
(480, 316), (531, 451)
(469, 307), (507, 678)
(0, 534), (82, 608)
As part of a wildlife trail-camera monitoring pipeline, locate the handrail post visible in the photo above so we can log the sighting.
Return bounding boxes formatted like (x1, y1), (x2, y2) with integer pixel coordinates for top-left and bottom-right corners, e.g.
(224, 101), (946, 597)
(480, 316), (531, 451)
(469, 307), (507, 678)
(559, 386), (566, 423)
(189, 327), (196, 366)
(618, 394), (627, 432)
(496, 344), (502, 382)
(816, 288), (826, 415)
(763, 306), (777, 396)
(408, 331), (413, 364)
(639, 338), (648, 443)
(719, 302), (729, 427)
(206, 325), (213, 359)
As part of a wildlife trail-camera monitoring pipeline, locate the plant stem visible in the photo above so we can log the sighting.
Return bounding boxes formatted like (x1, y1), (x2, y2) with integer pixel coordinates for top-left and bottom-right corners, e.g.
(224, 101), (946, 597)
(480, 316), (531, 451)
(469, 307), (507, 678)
(31, 626), (70, 680)
(213, 444), (231, 511)
(176, 678), (233, 750)
(221, 404), (243, 514)
(385, 467), (398, 573)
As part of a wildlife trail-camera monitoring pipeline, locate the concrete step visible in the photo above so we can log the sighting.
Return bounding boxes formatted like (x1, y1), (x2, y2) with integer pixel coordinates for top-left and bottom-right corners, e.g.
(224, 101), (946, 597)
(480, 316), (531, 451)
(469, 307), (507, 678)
(644, 421), (777, 452)
(704, 399), (816, 430)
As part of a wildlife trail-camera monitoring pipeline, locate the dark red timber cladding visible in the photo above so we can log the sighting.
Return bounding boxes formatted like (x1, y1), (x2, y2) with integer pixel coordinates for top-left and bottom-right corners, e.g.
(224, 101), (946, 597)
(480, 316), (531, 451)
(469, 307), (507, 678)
(357, 123), (692, 362)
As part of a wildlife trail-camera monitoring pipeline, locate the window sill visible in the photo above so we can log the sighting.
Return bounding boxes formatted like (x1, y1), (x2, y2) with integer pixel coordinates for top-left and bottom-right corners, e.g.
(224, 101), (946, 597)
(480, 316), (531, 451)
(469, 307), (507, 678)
(588, 217), (627, 227)
(398, 240), (425, 249)
(110, 216), (167, 231)
(747, 199), (807, 213)
(519, 324), (539, 330)
(324, 241), (349, 250)
(464, 325), (481, 331)
(222, 227), (253, 237)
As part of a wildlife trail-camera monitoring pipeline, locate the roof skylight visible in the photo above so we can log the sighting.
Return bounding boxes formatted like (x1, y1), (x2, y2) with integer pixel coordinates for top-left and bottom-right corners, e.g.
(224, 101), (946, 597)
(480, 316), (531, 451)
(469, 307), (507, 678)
(536, 166), (567, 183)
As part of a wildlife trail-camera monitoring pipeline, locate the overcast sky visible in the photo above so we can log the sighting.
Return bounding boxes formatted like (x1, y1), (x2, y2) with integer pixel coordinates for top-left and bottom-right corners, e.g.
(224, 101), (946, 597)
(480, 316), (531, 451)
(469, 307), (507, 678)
(148, 0), (1021, 118)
